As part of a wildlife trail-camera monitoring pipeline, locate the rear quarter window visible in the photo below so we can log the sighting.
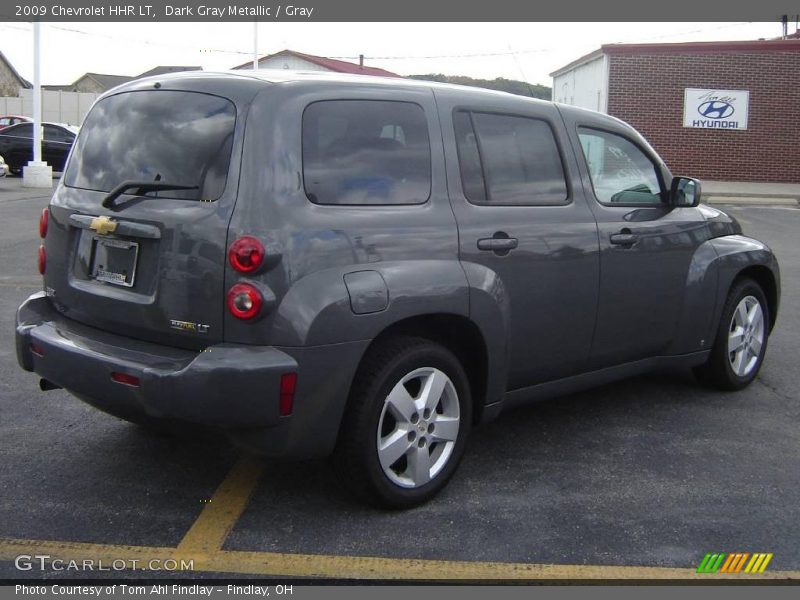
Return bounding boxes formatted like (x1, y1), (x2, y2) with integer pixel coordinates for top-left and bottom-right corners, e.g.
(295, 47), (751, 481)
(302, 100), (432, 206)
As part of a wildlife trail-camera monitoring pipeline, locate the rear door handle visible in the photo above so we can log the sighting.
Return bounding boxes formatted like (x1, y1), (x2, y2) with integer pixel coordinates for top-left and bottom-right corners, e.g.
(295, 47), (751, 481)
(609, 232), (638, 246)
(477, 237), (519, 252)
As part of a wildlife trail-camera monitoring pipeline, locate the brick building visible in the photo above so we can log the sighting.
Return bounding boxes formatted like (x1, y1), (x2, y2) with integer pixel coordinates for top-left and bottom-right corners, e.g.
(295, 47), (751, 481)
(551, 40), (800, 183)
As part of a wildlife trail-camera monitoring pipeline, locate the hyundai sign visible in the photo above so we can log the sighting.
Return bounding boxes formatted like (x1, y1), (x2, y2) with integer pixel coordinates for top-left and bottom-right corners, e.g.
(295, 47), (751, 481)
(684, 88), (749, 130)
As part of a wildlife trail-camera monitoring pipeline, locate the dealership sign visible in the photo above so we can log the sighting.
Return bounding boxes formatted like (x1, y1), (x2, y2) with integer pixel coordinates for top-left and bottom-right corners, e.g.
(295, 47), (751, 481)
(684, 88), (749, 130)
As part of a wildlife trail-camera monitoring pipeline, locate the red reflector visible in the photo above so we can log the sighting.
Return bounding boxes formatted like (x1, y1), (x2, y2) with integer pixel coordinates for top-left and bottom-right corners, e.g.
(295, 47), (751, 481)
(279, 373), (297, 416)
(38, 245), (46, 275)
(111, 372), (140, 387)
(39, 208), (49, 238)
(229, 236), (265, 273)
(30, 342), (45, 357)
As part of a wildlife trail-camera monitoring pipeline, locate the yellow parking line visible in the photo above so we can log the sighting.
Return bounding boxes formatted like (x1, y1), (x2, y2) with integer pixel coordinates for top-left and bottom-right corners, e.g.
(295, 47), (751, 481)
(1, 537), (799, 579)
(177, 455), (264, 553)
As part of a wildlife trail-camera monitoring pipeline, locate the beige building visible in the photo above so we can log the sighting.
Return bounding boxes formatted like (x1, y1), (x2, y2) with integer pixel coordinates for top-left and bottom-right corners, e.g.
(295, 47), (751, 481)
(0, 51), (31, 97)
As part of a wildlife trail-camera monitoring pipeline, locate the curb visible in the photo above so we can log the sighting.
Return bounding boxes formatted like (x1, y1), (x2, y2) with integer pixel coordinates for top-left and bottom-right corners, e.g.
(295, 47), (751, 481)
(705, 196), (799, 206)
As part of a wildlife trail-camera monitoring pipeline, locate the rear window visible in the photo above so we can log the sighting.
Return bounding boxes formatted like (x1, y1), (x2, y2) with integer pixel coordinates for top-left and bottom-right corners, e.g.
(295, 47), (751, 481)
(64, 91), (236, 201)
(302, 100), (431, 205)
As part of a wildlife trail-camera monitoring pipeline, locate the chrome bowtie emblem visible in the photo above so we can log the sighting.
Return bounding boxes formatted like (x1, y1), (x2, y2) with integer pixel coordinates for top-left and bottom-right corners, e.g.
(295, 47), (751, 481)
(89, 215), (118, 235)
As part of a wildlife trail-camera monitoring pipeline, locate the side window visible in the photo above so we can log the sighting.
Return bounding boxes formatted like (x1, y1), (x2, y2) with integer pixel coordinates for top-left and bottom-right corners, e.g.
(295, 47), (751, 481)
(43, 126), (64, 142)
(577, 128), (663, 205)
(453, 111), (487, 203)
(9, 123), (32, 138)
(302, 100), (431, 205)
(455, 111), (568, 206)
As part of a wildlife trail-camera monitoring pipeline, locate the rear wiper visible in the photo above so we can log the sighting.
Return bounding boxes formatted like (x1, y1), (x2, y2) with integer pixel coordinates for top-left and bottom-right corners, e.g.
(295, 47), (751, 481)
(101, 181), (199, 209)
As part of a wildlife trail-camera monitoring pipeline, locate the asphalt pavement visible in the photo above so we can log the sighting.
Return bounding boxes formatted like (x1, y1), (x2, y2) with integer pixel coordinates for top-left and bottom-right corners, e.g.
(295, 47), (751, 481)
(0, 176), (798, 580)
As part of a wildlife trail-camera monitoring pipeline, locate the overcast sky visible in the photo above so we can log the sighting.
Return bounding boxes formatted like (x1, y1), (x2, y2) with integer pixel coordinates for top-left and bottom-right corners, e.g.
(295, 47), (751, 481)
(0, 21), (786, 87)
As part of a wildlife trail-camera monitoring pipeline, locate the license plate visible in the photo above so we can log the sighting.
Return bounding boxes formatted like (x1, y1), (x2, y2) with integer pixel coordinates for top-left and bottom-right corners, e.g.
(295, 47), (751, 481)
(90, 237), (139, 287)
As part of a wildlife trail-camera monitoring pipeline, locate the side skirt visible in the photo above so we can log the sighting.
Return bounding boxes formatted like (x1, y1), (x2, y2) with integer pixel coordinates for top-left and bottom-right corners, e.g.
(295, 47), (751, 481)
(500, 351), (711, 411)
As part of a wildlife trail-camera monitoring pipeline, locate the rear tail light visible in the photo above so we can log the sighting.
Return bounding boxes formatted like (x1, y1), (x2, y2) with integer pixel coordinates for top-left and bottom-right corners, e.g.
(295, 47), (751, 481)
(37, 245), (46, 275)
(39, 208), (49, 238)
(226, 283), (263, 320)
(30, 342), (45, 357)
(229, 236), (265, 273)
(111, 372), (140, 387)
(279, 373), (298, 416)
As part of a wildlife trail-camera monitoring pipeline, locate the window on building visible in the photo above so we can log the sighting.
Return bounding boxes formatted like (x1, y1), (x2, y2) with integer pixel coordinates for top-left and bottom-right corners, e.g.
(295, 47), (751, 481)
(454, 111), (568, 206)
(302, 100), (431, 205)
(577, 128), (663, 205)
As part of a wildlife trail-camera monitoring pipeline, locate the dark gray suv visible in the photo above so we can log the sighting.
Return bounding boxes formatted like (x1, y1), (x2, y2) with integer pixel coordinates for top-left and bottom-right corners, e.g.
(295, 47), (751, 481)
(15, 71), (780, 507)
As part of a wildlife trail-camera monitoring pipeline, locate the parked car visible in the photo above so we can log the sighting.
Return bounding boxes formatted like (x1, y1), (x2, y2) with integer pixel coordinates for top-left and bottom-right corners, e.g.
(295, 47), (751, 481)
(0, 121), (77, 175)
(0, 154), (7, 177)
(16, 72), (780, 508)
(0, 115), (31, 130)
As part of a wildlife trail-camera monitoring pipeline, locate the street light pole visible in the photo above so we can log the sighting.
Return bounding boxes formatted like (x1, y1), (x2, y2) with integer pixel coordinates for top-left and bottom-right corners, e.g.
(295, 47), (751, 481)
(23, 19), (52, 188)
(33, 20), (42, 163)
(253, 22), (258, 70)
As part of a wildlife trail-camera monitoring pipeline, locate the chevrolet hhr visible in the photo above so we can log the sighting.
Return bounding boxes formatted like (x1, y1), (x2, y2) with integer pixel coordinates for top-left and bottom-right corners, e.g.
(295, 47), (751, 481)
(16, 71), (780, 507)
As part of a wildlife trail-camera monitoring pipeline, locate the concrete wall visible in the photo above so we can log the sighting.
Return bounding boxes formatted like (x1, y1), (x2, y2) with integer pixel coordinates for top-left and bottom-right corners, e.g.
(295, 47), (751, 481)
(606, 50), (800, 183)
(552, 55), (608, 112)
(0, 89), (99, 126)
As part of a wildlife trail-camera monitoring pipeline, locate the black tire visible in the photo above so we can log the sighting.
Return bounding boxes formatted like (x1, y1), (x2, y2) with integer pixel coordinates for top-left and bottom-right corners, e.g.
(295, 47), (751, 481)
(694, 278), (770, 391)
(334, 336), (472, 509)
(9, 166), (22, 177)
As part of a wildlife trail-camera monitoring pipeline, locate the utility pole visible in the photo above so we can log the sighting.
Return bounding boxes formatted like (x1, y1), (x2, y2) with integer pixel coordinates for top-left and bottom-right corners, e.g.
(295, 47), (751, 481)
(23, 20), (52, 188)
(253, 22), (258, 69)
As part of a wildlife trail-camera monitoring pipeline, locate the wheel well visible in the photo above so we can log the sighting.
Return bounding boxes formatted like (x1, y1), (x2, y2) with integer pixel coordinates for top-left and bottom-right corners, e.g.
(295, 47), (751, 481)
(364, 314), (489, 425)
(735, 265), (778, 331)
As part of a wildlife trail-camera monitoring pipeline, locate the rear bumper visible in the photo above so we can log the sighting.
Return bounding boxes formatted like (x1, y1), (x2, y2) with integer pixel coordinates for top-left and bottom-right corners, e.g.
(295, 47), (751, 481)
(16, 292), (367, 457)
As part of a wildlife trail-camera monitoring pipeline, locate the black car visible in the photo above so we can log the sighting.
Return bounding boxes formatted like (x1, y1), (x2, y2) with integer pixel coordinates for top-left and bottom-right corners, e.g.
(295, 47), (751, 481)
(0, 122), (77, 175)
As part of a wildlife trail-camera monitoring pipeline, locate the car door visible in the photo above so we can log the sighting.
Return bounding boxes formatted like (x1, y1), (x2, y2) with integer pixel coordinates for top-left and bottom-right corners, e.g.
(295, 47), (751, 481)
(0, 123), (33, 169)
(43, 125), (73, 170)
(436, 90), (600, 390)
(560, 110), (711, 368)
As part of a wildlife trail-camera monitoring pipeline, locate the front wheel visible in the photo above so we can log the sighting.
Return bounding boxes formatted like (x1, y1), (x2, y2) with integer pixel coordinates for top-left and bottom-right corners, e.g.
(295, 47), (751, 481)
(694, 278), (770, 390)
(334, 336), (472, 509)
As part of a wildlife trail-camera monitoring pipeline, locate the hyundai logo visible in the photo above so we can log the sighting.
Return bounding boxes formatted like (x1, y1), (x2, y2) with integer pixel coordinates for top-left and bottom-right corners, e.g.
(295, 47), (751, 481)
(698, 100), (735, 119)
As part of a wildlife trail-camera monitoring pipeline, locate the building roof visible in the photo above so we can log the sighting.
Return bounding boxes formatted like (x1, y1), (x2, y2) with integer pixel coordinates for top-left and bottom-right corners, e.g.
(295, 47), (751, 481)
(550, 38), (800, 77)
(0, 50), (32, 89)
(137, 66), (202, 78)
(232, 49), (400, 77)
(77, 73), (135, 90)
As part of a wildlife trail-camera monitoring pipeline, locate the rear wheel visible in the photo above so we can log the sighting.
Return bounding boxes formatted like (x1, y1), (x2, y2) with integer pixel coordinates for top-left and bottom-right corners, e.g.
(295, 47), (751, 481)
(335, 336), (472, 508)
(694, 278), (769, 390)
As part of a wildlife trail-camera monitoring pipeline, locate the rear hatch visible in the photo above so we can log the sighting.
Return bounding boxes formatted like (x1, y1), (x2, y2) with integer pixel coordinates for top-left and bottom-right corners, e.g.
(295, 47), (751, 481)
(45, 83), (252, 349)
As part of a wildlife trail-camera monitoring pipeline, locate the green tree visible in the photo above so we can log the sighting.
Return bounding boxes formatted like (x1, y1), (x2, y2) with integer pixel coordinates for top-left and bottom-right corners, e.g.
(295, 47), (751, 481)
(408, 74), (551, 100)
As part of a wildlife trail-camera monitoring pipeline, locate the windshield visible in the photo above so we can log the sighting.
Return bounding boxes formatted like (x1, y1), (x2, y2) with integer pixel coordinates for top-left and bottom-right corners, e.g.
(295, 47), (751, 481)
(64, 90), (236, 201)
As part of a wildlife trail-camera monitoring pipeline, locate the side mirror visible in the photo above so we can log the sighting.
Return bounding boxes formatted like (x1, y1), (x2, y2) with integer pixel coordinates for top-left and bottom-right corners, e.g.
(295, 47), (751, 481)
(670, 177), (702, 207)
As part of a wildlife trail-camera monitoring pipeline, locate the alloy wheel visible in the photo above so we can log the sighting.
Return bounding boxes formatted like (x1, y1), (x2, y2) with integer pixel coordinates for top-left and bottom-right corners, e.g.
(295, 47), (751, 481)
(376, 367), (460, 488)
(727, 295), (765, 377)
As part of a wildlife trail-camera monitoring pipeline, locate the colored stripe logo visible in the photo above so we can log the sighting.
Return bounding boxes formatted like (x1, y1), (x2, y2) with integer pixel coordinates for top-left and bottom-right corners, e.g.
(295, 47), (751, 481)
(697, 552), (773, 574)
